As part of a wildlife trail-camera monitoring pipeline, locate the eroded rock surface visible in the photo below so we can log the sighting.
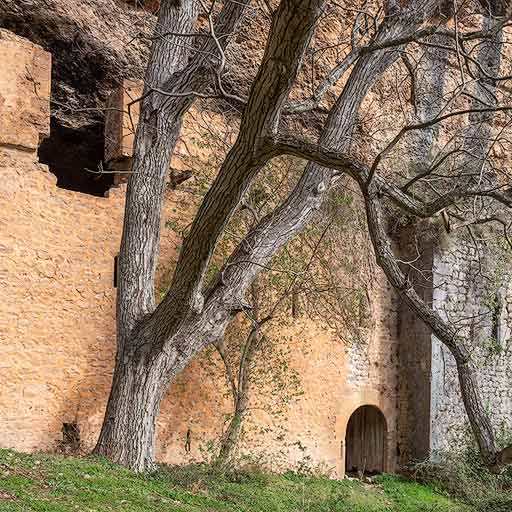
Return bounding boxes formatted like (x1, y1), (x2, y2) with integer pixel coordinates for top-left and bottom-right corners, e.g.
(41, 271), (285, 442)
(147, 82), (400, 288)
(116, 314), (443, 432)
(0, 0), (152, 129)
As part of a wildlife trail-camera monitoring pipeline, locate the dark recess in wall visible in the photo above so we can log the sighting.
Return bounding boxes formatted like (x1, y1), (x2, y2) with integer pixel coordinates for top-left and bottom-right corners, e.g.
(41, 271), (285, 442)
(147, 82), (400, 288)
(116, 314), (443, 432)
(59, 422), (81, 454)
(38, 118), (113, 197)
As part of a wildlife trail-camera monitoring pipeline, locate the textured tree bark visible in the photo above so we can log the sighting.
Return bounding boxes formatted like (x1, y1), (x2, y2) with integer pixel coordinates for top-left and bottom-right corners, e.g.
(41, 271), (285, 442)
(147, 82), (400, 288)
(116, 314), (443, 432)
(94, 355), (168, 471)
(207, 2), (431, 300)
(96, 0), (508, 473)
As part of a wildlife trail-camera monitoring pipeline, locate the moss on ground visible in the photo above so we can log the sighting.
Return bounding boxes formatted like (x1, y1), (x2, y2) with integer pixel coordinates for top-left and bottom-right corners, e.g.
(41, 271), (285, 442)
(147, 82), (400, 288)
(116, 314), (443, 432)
(0, 449), (473, 511)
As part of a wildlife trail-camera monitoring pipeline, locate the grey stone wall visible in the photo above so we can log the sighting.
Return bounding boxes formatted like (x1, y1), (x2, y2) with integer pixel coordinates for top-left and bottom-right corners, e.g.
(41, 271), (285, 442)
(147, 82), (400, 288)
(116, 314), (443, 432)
(430, 232), (512, 456)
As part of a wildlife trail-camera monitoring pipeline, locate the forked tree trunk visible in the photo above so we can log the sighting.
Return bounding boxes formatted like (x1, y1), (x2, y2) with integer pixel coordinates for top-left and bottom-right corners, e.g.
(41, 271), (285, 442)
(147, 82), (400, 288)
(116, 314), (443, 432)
(94, 0), (325, 471)
(93, 0), (200, 471)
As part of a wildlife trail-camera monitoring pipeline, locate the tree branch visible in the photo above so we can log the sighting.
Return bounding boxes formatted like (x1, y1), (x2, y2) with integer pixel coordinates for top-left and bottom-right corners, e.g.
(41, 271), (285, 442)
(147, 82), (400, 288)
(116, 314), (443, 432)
(148, 0), (326, 349)
(362, 182), (511, 471)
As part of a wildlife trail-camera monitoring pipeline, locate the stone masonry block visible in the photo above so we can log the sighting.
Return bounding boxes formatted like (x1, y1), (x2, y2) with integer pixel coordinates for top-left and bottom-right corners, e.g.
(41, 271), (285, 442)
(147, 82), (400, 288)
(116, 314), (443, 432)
(0, 30), (51, 152)
(104, 79), (142, 173)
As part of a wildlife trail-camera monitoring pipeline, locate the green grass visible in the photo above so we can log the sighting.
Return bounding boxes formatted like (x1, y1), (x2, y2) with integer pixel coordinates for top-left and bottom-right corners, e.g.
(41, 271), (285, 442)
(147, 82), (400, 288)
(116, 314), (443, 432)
(0, 449), (472, 511)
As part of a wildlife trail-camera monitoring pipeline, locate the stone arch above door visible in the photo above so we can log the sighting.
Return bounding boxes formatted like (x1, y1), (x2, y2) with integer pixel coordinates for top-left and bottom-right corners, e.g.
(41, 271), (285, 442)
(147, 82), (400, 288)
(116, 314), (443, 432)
(334, 392), (395, 478)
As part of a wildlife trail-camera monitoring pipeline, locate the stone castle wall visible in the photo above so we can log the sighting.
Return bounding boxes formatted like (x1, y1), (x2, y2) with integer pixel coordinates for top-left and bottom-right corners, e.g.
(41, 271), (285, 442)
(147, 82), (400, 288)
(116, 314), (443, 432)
(430, 233), (512, 456)
(0, 30), (400, 477)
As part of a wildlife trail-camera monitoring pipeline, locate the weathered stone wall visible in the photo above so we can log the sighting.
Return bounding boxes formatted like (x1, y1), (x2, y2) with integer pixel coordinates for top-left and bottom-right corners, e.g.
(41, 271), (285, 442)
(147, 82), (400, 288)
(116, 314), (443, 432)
(430, 233), (512, 456)
(0, 29), (50, 151)
(398, 219), (512, 460)
(0, 30), (400, 477)
(342, 278), (400, 474)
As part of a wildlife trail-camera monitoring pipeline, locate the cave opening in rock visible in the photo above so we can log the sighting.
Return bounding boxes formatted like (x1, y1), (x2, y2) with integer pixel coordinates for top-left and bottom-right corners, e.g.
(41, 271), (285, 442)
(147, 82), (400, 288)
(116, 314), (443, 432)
(38, 118), (114, 197)
(345, 405), (386, 476)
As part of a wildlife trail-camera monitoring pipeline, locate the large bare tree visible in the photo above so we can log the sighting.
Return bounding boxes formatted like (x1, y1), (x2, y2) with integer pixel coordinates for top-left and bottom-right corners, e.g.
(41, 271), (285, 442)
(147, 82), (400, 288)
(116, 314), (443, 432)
(94, 0), (512, 472)
(94, 0), (326, 471)
(268, 0), (512, 469)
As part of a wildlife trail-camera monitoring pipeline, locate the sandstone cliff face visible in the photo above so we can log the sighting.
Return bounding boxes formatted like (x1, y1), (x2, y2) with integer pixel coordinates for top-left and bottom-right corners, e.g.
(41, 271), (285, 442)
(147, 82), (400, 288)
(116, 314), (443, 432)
(0, 0), (352, 132)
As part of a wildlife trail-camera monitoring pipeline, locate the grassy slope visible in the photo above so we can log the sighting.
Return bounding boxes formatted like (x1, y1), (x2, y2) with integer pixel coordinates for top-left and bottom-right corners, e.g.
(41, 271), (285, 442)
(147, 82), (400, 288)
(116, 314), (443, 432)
(0, 449), (471, 512)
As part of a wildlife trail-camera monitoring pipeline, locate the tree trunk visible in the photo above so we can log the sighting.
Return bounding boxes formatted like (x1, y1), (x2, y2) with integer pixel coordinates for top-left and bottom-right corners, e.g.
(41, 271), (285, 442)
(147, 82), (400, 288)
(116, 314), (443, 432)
(94, 353), (168, 472)
(216, 328), (260, 466)
(217, 390), (249, 466)
(455, 356), (500, 469)
(94, 0), (199, 471)
(362, 186), (509, 471)
(95, 0), (324, 471)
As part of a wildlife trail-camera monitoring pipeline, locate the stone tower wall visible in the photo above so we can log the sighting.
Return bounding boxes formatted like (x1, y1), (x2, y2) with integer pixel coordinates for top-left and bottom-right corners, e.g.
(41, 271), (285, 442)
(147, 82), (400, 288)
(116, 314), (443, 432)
(398, 220), (512, 461)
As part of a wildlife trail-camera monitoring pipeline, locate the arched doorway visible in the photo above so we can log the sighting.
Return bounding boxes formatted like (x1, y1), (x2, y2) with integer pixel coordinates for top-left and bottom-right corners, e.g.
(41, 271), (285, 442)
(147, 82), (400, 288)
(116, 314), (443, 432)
(345, 405), (386, 475)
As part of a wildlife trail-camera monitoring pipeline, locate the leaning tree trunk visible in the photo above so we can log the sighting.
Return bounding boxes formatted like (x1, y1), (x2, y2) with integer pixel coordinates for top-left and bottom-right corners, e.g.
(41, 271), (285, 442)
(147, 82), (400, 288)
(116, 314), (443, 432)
(362, 186), (511, 471)
(454, 355), (501, 470)
(216, 383), (250, 466)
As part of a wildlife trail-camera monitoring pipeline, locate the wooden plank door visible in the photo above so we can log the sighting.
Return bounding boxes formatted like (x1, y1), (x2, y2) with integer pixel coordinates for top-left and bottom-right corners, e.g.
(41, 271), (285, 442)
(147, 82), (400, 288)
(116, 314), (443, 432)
(345, 405), (385, 474)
